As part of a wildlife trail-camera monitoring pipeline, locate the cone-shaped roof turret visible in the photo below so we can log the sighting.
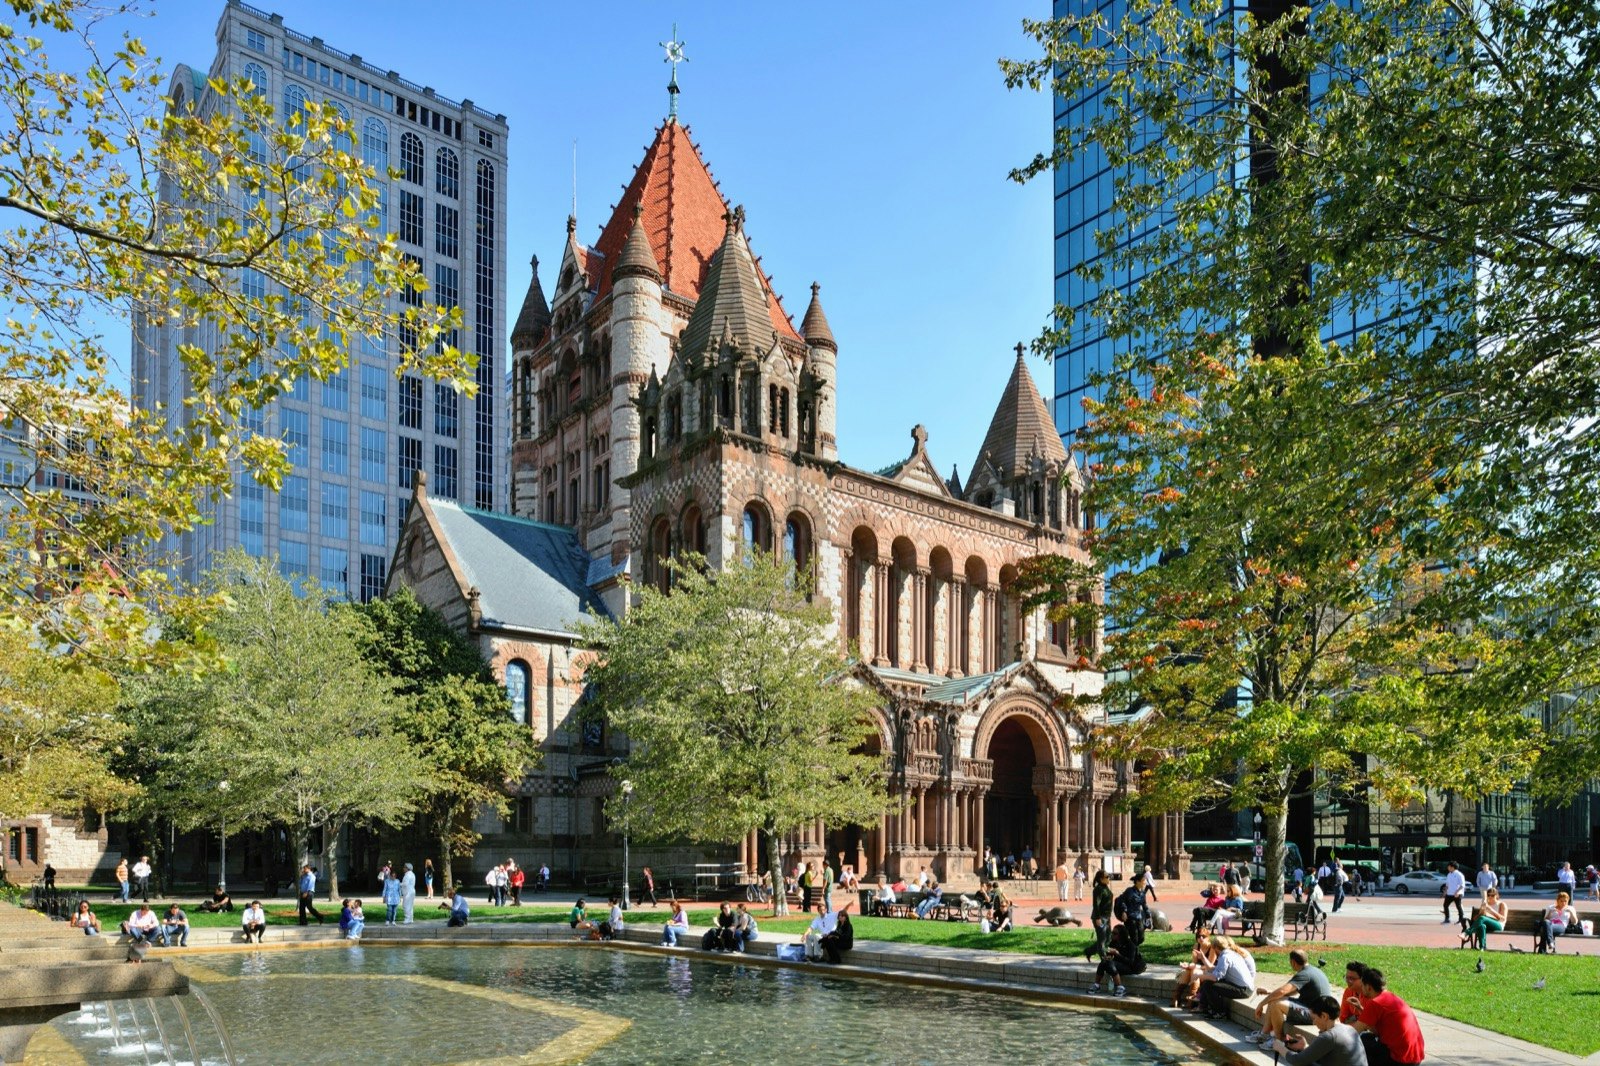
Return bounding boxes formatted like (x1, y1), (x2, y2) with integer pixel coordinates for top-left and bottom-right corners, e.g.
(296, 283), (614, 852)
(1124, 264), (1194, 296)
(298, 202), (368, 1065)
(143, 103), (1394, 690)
(511, 256), (552, 349)
(677, 206), (775, 356)
(801, 282), (836, 352)
(612, 202), (662, 283)
(973, 344), (1068, 479)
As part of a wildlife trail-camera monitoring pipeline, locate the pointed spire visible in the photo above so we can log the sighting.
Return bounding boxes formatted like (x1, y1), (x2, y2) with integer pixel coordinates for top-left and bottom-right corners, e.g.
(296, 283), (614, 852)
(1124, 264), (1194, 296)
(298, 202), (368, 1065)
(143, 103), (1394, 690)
(947, 464), (964, 498)
(677, 203), (773, 357)
(801, 282), (836, 352)
(511, 255), (551, 349)
(972, 343), (1068, 481)
(613, 202), (662, 283)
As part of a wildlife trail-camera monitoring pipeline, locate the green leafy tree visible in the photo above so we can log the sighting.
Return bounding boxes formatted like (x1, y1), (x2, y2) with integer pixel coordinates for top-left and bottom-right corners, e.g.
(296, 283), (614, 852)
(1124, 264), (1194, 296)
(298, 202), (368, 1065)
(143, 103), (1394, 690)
(121, 552), (431, 898)
(1000, 0), (1593, 938)
(0, 627), (135, 832)
(1004, 0), (1600, 790)
(0, 0), (466, 665)
(577, 553), (890, 917)
(349, 588), (538, 890)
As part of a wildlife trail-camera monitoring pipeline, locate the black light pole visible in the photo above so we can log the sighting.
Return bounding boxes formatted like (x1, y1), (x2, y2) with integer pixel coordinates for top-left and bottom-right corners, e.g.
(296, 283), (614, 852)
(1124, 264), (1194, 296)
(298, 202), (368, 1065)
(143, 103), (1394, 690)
(621, 780), (634, 911)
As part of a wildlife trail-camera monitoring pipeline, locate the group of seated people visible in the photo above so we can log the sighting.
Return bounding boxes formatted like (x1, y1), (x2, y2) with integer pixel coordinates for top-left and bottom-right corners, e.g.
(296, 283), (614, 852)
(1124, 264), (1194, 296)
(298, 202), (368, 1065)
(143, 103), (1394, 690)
(112, 902), (191, 948)
(568, 896), (626, 940)
(866, 876), (1014, 931)
(1187, 882), (1248, 933)
(658, 899), (760, 953)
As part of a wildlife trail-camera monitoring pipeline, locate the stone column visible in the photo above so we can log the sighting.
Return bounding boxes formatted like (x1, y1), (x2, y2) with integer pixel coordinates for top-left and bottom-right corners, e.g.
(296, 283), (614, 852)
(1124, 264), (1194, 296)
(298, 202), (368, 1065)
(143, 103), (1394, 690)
(912, 568), (930, 672)
(945, 576), (965, 677)
(874, 561), (891, 667)
(874, 813), (887, 875)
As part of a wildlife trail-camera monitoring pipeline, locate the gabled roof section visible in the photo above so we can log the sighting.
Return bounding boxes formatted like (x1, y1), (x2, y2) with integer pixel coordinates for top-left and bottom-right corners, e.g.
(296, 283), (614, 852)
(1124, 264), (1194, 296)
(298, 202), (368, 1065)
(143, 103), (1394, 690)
(588, 122), (798, 340)
(872, 424), (952, 499)
(973, 345), (1069, 480)
(427, 499), (609, 634)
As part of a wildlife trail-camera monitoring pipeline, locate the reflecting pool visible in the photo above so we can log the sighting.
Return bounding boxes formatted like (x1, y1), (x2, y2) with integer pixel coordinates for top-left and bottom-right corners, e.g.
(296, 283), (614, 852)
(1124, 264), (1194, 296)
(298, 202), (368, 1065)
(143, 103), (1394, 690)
(36, 945), (1223, 1065)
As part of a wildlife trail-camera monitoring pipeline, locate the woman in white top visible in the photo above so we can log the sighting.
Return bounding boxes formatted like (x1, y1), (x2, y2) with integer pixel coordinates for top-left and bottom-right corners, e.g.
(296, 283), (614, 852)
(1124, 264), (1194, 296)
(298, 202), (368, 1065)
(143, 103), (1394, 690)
(72, 901), (101, 935)
(1538, 890), (1579, 954)
(1198, 935), (1256, 1018)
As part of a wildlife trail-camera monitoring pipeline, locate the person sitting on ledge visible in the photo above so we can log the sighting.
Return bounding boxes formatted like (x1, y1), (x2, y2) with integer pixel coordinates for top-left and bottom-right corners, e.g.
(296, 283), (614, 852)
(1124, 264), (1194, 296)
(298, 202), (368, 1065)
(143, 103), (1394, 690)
(159, 903), (190, 948)
(121, 903), (159, 944)
(72, 900), (102, 936)
(661, 899), (692, 946)
(441, 887), (470, 927)
(989, 887), (1015, 932)
(1349, 966), (1425, 1066)
(196, 884), (234, 913)
(820, 903), (855, 964)
(568, 898), (595, 936)
(1196, 934), (1256, 1019)
(1268, 995), (1367, 1066)
(734, 902), (759, 952)
(1090, 918), (1146, 996)
(1172, 930), (1216, 1008)
(348, 899), (366, 941)
(241, 900), (267, 944)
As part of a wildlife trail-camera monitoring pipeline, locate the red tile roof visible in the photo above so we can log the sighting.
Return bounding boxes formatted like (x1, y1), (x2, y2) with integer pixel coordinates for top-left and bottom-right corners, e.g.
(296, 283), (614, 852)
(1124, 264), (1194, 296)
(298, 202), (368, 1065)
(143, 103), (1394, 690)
(589, 122), (799, 341)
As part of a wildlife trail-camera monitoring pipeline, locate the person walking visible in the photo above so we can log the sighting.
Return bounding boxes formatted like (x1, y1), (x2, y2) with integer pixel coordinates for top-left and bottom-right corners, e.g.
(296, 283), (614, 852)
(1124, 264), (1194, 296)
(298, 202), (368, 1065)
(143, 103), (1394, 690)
(1441, 861), (1467, 928)
(1557, 861), (1577, 894)
(1475, 862), (1498, 901)
(641, 866), (658, 907)
(1054, 860), (1071, 902)
(400, 862), (417, 923)
(114, 858), (130, 902)
(1072, 863), (1086, 901)
(296, 865), (324, 925)
(131, 855), (153, 902)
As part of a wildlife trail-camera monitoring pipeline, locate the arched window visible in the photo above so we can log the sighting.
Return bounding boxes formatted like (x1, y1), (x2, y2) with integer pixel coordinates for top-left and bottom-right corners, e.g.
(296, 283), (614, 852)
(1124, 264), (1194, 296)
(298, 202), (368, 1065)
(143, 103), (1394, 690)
(282, 82), (308, 130)
(330, 101), (351, 154)
(362, 117), (389, 172)
(647, 518), (671, 593)
(742, 503), (772, 554)
(783, 512), (812, 584)
(682, 504), (705, 556)
(242, 62), (268, 99)
(400, 132), (424, 185)
(435, 146), (460, 198)
(504, 660), (530, 725)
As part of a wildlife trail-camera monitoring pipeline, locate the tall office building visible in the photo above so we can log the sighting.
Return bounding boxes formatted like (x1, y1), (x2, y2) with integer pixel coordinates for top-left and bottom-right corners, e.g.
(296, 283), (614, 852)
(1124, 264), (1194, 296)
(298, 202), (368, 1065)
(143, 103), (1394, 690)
(132, 1), (508, 600)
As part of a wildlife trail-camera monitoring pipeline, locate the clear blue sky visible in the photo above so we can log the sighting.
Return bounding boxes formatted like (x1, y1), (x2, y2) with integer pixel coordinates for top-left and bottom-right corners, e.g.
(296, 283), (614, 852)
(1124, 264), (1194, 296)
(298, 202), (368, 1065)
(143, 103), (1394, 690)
(130, 0), (1056, 484)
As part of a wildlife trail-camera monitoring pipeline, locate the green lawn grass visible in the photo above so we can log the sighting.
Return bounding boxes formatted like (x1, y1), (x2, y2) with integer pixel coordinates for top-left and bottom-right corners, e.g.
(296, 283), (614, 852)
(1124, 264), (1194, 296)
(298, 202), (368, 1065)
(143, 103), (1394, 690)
(73, 898), (1598, 1056)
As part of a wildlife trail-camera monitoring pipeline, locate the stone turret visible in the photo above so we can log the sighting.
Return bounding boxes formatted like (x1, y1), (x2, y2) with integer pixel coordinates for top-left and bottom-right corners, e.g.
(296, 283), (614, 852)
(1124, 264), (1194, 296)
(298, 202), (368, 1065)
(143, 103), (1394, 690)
(801, 281), (838, 460)
(608, 203), (671, 559)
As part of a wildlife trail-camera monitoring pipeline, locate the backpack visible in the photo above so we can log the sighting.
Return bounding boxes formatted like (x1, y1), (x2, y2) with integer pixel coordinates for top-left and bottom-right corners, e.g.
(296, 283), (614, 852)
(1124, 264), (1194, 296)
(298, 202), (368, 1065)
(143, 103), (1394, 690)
(701, 928), (720, 951)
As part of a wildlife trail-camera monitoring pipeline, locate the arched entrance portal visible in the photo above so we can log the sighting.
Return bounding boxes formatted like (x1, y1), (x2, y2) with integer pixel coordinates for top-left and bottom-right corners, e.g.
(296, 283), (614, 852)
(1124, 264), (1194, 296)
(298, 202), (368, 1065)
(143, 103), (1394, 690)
(983, 716), (1047, 860)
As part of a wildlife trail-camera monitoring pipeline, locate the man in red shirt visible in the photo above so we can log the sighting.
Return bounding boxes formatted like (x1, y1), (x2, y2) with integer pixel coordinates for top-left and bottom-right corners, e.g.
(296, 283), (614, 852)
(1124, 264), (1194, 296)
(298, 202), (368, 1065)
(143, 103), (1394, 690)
(1337, 961), (1365, 1024)
(1351, 967), (1426, 1065)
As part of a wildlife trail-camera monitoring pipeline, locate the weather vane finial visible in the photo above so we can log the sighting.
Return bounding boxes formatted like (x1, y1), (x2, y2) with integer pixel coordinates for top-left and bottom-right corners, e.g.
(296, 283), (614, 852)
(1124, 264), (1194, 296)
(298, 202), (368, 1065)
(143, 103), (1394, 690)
(660, 24), (688, 122)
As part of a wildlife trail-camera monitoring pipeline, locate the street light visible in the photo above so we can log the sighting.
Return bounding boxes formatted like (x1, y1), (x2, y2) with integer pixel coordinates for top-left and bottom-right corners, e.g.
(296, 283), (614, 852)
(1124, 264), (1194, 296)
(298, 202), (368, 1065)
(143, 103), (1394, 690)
(620, 780), (634, 911)
(218, 780), (231, 893)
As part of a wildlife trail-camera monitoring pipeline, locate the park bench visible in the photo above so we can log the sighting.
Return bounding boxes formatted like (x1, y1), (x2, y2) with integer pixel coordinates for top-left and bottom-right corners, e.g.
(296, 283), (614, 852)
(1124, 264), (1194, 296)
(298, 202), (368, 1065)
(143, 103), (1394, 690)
(1236, 901), (1327, 942)
(1470, 906), (1597, 952)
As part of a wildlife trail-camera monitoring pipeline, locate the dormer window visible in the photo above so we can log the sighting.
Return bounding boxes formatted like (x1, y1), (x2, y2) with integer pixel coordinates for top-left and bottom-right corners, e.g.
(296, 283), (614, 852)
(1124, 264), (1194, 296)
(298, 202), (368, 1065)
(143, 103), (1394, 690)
(560, 265), (576, 290)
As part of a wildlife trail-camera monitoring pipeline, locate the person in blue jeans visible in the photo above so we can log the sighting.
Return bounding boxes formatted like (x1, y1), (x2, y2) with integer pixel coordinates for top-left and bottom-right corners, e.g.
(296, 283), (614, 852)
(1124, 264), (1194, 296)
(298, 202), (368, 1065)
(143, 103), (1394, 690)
(914, 881), (944, 919)
(348, 899), (366, 940)
(382, 871), (402, 924)
(444, 888), (470, 927)
(159, 905), (189, 947)
(660, 900), (692, 945)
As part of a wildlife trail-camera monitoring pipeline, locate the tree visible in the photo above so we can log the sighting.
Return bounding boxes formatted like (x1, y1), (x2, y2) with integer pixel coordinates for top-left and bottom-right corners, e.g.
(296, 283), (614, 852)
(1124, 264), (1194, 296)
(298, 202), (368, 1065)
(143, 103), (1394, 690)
(1005, 0), (1600, 783)
(577, 554), (890, 917)
(0, 627), (135, 829)
(121, 552), (431, 898)
(1002, 0), (1586, 936)
(350, 588), (538, 890)
(0, 0), (466, 665)
(1015, 344), (1542, 942)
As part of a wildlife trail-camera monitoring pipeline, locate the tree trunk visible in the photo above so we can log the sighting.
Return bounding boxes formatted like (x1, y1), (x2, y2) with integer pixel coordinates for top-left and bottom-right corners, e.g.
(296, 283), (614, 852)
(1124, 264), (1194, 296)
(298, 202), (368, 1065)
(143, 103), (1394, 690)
(765, 819), (787, 918)
(324, 817), (344, 900)
(1261, 799), (1290, 946)
(438, 825), (453, 892)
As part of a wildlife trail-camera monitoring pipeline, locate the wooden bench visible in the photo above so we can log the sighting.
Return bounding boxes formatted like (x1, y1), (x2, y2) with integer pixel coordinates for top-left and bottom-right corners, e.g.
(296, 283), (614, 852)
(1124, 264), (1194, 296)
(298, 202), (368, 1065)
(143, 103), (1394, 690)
(1470, 907), (1597, 952)
(1236, 901), (1327, 941)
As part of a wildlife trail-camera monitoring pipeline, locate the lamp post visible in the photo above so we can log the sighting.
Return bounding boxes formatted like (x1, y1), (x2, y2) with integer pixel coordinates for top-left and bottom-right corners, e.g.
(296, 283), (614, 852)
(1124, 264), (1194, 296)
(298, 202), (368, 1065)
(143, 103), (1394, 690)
(620, 780), (633, 911)
(218, 780), (231, 893)
(1253, 811), (1263, 886)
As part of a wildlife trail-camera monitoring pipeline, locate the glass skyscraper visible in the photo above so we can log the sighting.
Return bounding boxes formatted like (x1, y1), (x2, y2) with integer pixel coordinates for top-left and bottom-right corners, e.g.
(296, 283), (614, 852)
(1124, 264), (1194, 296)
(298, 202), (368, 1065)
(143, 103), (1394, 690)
(132, 1), (508, 601)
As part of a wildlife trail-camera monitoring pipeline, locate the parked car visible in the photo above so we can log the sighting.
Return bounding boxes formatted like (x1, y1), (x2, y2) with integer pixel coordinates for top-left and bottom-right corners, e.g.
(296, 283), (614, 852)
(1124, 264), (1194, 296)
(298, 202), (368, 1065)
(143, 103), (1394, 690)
(1389, 870), (1447, 895)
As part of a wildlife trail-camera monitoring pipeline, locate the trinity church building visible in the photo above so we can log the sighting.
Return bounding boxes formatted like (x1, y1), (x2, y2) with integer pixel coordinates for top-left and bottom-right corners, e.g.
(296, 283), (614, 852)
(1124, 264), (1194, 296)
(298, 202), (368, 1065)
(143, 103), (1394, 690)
(390, 115), (1187, 888)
